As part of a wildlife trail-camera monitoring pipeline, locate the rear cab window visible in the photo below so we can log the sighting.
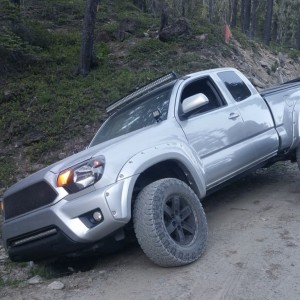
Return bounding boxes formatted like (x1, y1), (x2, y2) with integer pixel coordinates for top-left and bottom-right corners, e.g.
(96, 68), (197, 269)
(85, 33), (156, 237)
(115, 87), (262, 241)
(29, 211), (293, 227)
(217, 71), (252, 102)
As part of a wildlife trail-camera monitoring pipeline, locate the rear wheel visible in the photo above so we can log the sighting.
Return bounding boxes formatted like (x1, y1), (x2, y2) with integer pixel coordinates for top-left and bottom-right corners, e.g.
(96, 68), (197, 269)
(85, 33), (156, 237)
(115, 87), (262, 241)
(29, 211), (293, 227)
(133, 178), (208, 267)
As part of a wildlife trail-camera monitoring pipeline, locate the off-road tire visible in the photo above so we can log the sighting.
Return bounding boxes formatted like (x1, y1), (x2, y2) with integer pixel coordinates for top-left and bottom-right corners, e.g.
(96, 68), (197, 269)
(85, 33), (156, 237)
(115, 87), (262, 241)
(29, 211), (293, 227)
(133, 178), (208, 267)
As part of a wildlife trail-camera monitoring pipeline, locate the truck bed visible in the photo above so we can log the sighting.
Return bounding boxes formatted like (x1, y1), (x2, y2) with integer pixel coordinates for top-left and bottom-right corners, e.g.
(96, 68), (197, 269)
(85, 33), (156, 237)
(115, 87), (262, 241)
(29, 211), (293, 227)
(259, 80), (300, 151)
(260, 81), (300, 97)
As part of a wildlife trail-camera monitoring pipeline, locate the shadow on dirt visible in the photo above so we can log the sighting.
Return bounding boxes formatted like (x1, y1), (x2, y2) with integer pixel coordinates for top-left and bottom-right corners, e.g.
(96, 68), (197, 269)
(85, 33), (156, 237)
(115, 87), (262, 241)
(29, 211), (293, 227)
(43, 256), (99, 278)
(41, 239), (139, 278)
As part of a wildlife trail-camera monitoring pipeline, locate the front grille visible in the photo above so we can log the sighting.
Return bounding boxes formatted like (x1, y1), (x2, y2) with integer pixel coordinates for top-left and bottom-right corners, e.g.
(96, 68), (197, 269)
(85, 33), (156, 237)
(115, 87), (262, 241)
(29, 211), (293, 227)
(4, 181), (58, 220)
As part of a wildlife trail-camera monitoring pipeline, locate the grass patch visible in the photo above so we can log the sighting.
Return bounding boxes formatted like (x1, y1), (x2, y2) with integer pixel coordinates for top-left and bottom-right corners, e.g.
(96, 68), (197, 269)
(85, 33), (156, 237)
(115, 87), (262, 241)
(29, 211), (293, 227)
(0, 157), (16, 187)
(0, 260), (29, 288)
(0, 276), (21, 288)
(288, 49), (300, 60)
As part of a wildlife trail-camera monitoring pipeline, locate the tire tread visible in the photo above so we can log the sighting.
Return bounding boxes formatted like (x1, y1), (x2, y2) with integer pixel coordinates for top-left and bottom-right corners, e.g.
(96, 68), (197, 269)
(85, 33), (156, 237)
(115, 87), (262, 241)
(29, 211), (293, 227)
(133, 178), (207, 267)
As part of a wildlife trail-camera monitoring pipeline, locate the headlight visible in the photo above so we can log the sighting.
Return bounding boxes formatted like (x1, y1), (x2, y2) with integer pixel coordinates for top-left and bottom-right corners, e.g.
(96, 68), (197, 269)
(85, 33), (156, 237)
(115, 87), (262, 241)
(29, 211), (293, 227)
(57, 156), (105, 193)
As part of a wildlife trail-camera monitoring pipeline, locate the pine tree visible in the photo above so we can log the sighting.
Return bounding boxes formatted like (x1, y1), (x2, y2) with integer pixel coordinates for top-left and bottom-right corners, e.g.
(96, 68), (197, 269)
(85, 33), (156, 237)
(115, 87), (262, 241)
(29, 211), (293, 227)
(77, 0), (99, 75)
(264, 0), (273, 45)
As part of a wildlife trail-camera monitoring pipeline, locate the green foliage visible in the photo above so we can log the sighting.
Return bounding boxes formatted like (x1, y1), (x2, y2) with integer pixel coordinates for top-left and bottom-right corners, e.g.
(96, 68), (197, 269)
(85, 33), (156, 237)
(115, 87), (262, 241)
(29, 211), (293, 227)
(271, 61), (279, 73)
(0, 0), (20, 21)
(0, 276), (20, 288)
(21, 0), (84, 26)
(0, 28), (32, 52)
(0, 157), (15, 187)
(0, 260), (28, 288)
(27, 138), (59, 162)
(288, 49), (300, 60)
(0, 1), (63, 73)
(95, 42), (109, 62)
(231, 28), (256, 49)
(130, 38), (172, 59)
(98, 0), (159, 37)
(13, 20), (54, 49)
(114, 0), (144, 16)
(100, 21), (119, 35)
(190, 20), (224, 46)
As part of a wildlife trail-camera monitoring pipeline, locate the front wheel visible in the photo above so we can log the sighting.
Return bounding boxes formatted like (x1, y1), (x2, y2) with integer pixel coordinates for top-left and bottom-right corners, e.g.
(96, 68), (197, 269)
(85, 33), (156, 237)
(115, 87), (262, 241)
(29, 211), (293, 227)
(133, 178), (208, 267)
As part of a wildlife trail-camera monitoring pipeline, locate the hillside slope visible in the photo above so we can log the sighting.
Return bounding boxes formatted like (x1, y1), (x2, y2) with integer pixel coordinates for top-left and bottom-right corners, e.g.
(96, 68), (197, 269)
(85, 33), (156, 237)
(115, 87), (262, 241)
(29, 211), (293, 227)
(1, 0), (300, 194)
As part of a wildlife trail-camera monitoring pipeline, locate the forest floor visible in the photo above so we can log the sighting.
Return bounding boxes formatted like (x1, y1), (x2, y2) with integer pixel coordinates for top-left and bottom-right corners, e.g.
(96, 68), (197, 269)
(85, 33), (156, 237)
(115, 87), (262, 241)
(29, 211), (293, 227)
(1, 161), (300, 300)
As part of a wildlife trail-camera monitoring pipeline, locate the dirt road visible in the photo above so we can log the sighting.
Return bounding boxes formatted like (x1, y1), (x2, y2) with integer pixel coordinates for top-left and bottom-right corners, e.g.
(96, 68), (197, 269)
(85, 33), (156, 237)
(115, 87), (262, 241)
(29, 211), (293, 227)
(1, 162), (300, 300)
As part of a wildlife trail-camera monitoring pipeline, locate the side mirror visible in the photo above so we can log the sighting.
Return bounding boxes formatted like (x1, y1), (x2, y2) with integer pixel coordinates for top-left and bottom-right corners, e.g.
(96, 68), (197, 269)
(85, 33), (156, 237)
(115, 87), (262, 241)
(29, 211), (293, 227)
(182, 93), (209, 114)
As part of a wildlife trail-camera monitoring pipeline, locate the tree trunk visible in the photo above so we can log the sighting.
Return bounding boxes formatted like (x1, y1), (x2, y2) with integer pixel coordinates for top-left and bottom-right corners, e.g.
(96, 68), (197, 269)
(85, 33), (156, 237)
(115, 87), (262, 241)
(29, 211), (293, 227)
(77, 0), (99, 76)
(251, 0), (258, 37)
(241, 0), (245, 32)
(272, 15), (278, 43)
(133, 0), (146, 11)
(228, 0), (232, 25)
(159, 7), (169, 32)
(297, 16), (300, 50)
(264, 0), (273, 45)
(244, 0), (251, 35)
(208, 0), (214, 23)
(10, 0), (20, 5)
(231, 0), (238, 28)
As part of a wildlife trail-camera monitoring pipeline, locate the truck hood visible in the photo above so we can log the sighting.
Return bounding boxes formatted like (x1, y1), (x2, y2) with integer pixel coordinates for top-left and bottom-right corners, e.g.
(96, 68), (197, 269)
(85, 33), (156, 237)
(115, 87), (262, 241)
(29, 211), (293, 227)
(3, 147), (100, 198)
(4, 118), (186, 198)
(51, 118), (187, 186)
(51, 119), (183, 170)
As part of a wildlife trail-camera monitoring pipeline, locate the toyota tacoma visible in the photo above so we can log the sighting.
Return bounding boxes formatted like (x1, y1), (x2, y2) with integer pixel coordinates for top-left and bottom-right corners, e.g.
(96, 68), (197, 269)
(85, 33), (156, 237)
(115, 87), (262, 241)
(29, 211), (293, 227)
(2, 68), (300, 267)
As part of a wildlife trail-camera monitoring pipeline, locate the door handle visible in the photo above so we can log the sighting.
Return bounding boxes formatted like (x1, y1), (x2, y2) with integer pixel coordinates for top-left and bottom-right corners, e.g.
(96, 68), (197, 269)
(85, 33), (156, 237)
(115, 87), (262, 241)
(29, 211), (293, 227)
(228, 112), (240, 120)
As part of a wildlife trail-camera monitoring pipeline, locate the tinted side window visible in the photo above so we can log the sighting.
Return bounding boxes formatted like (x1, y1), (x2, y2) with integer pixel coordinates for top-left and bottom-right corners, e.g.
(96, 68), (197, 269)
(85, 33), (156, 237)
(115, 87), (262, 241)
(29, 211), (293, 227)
(180, 77), (225, 117)
(218, 71), (251, 102)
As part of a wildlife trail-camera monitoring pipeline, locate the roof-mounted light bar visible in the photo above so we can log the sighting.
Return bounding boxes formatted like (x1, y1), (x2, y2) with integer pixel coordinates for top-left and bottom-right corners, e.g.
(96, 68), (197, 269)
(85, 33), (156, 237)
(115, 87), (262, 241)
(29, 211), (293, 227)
(106, 72), (179, 114)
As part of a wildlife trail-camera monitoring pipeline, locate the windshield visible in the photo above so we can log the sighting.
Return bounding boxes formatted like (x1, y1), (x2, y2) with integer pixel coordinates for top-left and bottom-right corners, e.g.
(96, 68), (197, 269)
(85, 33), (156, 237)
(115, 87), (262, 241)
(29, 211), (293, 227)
(90, 83), (175, 146)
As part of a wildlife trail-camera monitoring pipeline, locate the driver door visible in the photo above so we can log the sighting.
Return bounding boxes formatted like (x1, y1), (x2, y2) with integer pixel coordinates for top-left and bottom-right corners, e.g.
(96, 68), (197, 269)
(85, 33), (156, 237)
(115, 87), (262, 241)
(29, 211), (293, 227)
(178, 76), (254, 189)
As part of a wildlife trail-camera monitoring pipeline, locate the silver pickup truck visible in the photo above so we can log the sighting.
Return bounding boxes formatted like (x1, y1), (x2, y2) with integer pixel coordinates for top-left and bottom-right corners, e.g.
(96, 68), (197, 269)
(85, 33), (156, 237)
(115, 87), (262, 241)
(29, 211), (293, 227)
(2, 68), (300, 267)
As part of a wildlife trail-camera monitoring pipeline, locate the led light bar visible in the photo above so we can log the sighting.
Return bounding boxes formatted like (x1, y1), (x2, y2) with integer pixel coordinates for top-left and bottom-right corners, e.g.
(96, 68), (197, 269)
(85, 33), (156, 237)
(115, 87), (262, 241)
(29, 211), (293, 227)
(11, 228), (57, 247)
(106, 72), (179, 114)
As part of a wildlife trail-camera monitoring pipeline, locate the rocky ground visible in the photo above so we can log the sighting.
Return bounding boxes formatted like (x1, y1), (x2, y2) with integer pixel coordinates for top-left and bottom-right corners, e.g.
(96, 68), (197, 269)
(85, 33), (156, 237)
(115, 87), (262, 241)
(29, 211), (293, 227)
(1, 161), (300, 299)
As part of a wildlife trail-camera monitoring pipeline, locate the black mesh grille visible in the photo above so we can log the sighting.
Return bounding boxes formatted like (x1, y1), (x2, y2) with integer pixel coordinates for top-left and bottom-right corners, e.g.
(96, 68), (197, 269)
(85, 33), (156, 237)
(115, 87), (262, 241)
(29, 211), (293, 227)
(4, 181), (57, 219)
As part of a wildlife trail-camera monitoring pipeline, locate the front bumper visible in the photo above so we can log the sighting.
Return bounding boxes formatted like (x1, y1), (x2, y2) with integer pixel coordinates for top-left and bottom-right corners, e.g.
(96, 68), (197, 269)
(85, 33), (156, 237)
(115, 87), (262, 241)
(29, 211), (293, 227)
(2, 178), (135, 262)
(7, 226), (93, 262)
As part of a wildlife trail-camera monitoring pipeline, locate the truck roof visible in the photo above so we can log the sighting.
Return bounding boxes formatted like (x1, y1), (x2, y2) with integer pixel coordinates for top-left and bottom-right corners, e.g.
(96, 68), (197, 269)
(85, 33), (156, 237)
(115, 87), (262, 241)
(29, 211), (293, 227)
(106, 72), (180, 114)
(105, 67), (239, 114)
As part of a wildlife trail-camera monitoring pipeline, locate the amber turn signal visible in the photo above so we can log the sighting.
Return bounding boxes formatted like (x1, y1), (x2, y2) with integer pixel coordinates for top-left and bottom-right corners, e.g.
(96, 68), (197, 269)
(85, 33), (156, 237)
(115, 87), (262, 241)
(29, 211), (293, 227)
(57, 169), (73, 187)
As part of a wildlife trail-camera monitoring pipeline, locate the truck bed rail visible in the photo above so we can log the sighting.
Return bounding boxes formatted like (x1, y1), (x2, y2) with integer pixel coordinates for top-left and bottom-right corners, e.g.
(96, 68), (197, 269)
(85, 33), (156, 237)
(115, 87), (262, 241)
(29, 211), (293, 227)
(260, 80), (300, 97)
